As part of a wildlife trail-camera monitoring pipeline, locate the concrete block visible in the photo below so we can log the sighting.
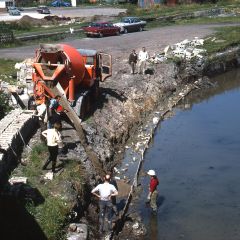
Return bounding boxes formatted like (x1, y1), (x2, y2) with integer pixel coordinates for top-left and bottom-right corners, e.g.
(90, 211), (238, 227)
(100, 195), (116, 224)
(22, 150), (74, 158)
(67, 223), (88, 240)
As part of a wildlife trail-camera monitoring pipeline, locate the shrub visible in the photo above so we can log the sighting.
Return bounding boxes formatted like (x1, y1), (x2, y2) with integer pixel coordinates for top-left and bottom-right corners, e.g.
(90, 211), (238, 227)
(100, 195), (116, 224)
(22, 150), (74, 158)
(0, 91), (12, 120)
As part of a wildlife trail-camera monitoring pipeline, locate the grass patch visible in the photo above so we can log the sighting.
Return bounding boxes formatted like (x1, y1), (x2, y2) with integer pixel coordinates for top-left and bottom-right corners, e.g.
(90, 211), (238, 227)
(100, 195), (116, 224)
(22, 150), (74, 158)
(177, 16), (240, 25)
(126, 1), (240, 18)
(145, 15), (240, 30)
(0, 59), (16, 119)
(0, 58), (18, 84)
(13, 22), (86, 36)
(26, 196), (69, 240)
(204, 26), (240, 53)
(0, 30), (86, 50)
(12, 142), (85, 240)
(0, 91), (13, 119)
(122, 2), (240, 31)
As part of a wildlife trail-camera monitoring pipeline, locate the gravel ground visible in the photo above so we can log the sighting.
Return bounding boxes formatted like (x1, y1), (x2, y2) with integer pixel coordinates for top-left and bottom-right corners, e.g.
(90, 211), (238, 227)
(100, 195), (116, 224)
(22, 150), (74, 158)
(0, 23), (230, 62)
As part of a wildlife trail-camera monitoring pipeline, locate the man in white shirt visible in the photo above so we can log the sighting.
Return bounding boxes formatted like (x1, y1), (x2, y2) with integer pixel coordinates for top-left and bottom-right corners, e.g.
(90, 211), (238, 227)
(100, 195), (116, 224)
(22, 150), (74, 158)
(138, 47), (149, 74)
(91, 174), (118, 233)
(42, 122), (62, 173)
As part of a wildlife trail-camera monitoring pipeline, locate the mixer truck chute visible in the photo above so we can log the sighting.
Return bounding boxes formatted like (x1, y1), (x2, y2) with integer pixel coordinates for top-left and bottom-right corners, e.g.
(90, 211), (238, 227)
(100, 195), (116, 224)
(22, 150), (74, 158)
(32, 43), (112, 119)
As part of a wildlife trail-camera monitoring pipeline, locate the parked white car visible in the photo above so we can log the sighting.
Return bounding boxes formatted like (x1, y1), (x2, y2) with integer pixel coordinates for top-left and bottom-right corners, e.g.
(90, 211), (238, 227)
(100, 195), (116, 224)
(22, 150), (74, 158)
(114, 17), (146, 34)
(8, 7), (21, 16)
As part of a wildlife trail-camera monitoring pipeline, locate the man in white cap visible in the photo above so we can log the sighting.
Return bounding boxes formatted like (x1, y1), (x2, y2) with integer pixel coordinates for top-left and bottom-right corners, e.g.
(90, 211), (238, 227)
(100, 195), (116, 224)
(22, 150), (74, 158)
(147, 169), (159, 213)
(91, 174), (118, 233)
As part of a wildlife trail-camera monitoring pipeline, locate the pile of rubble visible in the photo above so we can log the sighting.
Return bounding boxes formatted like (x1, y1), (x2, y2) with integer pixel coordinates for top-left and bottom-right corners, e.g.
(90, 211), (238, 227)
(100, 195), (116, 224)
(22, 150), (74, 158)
(149, 37), (206, 63)
(15, 58), (34, 84)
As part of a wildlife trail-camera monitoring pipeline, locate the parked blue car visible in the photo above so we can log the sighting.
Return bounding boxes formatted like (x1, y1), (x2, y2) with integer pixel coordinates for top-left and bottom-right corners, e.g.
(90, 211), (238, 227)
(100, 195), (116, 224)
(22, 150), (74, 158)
(51, 0), (71, 7)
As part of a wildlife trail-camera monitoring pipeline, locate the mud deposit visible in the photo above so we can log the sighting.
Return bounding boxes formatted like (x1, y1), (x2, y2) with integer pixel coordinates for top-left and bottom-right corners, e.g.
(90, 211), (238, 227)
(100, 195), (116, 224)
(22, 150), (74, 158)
(136, 68), (240, 240)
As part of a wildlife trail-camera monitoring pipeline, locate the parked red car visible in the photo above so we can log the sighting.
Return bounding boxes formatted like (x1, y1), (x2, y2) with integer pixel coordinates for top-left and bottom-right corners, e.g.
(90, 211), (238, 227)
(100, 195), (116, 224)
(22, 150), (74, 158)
(83, 22), (121, 38)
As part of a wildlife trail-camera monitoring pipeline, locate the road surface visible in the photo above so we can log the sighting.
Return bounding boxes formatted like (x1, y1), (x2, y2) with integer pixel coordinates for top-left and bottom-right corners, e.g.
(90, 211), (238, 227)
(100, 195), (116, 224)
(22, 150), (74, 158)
(0, 24), (234, 63)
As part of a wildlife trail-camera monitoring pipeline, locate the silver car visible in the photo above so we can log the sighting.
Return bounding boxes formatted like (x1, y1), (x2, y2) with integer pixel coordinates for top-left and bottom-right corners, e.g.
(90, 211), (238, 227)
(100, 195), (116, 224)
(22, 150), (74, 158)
(8, 7), (21, 16)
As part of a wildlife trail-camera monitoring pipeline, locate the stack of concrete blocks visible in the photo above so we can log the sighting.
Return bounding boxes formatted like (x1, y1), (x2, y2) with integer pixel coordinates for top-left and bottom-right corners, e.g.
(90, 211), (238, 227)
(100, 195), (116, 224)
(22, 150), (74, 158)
(0, 109), (38, 189)
(164, 37), (206, 61)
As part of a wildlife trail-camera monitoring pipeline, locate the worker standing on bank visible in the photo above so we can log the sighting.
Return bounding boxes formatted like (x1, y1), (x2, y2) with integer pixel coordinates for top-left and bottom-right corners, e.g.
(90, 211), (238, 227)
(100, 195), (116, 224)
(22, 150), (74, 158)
(91, 174), (118, 234)
(128, 49), (138, 74)
(48, 95), (62, 129)
(42, 122), (63, 173)
(147, 169), (159, 213)
(138, 47), (149, 74)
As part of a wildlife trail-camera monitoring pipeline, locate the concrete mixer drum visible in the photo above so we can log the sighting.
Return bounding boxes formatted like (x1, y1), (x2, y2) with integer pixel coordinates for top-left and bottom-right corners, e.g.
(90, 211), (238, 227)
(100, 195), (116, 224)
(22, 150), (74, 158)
(31, 43), (112, 119)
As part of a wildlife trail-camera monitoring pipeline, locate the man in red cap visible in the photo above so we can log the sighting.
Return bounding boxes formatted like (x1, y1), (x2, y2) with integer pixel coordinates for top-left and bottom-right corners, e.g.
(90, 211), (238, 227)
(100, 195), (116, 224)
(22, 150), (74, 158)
(147, 169), (159, 213)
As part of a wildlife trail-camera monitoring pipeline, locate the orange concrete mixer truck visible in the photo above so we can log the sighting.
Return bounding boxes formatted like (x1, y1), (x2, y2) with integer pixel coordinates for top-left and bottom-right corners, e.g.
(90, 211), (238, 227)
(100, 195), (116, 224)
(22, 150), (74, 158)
(31, 43), (112, 119)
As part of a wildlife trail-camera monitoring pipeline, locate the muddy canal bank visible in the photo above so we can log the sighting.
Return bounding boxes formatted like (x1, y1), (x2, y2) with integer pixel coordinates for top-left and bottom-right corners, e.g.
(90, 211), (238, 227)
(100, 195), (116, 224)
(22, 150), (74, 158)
(1, 46), (240, 240)
(79, 46), (240, 238)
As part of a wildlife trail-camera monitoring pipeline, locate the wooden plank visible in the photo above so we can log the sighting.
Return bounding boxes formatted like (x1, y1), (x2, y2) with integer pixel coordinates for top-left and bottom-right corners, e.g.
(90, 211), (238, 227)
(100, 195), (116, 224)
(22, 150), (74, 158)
(51, 83), (105, 176)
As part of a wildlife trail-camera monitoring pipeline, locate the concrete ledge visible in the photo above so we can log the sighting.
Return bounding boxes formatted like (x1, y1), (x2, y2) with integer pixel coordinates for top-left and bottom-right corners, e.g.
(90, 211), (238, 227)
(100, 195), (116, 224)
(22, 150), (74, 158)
(0, 109), (38, 189)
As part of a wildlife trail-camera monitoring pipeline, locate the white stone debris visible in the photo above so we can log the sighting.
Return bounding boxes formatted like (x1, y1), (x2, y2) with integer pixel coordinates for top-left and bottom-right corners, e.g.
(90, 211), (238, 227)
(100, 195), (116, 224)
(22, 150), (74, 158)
(0, 80), (10, 91)
(114, 167), (120, 174)
(69, 27), (74, 34)
(67, 223), (88, 240)
(152, 117), (159, 125)
(15, 58), (34, 84)
(151, 37), (206, 63)
(9, 176), (27, 185)
(44, 172), (54, 180)
(104, 234), (111, 240)
(135, 142), (141, 150)
(132, 222), (140, 230)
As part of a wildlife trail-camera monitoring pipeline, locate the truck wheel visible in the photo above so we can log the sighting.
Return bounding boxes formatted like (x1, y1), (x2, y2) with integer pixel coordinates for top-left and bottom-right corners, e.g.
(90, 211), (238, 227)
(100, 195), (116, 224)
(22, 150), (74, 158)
(124, 28), (128, 34)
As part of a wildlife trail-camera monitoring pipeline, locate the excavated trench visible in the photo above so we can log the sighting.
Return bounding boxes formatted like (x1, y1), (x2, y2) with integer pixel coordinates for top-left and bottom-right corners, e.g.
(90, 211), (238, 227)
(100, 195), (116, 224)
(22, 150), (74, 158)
(0, 46), (240, 239)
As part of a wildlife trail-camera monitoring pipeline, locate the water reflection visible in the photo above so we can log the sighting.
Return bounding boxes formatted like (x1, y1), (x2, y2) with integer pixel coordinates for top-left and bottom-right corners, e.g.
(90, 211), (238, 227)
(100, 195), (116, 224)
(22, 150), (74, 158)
(138, 68), (240, 240)
(148, 213), (158, 240)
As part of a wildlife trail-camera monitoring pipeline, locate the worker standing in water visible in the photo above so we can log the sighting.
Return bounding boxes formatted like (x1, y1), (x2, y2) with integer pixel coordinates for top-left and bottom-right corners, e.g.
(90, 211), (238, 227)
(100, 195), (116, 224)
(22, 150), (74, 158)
(147, 169), (159, 214)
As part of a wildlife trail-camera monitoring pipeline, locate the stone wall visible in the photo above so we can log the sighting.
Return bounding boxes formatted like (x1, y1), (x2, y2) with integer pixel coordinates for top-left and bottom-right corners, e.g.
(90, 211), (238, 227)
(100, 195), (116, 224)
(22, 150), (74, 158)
(204, 47), (240, 76)
(0, 109), (38, 188)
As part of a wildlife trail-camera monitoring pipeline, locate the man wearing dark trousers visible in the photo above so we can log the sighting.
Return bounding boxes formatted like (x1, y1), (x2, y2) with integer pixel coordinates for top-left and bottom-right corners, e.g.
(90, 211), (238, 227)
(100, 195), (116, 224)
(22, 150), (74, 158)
(41, 122), (62, 173)
(91, 174), (118, 234)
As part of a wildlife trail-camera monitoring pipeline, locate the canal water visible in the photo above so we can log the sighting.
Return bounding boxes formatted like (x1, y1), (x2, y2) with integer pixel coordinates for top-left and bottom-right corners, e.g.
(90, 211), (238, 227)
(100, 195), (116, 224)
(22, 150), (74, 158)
(138, 68), (240, 240)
